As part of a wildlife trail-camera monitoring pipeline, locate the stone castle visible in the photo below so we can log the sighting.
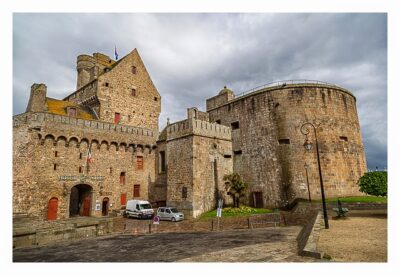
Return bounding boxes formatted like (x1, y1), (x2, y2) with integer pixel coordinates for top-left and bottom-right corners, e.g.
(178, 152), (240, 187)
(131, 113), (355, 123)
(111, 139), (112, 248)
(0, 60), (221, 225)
(13, 49), (367, 220)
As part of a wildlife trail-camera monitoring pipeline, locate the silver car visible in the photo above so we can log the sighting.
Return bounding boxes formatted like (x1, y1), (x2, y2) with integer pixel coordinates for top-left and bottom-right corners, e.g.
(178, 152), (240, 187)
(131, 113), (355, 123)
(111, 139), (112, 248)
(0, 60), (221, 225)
(157, 207), (184, 222)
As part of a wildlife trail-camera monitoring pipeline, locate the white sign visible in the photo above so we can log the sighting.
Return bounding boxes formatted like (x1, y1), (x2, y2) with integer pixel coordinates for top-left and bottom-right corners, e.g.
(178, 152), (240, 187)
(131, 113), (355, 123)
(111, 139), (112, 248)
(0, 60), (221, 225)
(217, 208), (222, 217)
(95, 203), (100, 211)
(153, 216), (160, 225)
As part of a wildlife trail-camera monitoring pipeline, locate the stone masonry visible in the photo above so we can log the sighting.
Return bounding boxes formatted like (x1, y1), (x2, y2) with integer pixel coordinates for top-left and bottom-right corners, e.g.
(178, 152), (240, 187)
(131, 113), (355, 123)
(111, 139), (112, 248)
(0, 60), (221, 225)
(206, 84), (367, 208)
(13, 49), (367, 221)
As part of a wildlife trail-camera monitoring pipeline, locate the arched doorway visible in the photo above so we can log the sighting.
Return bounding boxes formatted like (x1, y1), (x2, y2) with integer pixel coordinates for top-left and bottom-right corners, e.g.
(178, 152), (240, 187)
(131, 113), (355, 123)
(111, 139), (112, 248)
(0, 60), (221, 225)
(47, 197), (58, 220)
(69, 184), (93, 217)
(102, 197), (109, 216)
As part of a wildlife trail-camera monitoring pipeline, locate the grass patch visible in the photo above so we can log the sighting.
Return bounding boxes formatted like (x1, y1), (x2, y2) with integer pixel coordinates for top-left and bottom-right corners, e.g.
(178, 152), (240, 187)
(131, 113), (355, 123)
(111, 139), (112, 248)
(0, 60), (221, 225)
(198, 206), (273, 219)
(313, 196), (387, 203)
(322, 254), (332, 260)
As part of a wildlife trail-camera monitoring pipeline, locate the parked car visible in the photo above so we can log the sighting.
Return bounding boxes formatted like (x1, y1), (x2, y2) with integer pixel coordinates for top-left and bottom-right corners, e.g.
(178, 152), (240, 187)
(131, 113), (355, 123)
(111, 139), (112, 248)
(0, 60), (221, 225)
(125, 200), (154, 219)
(156, 207), (184, 222)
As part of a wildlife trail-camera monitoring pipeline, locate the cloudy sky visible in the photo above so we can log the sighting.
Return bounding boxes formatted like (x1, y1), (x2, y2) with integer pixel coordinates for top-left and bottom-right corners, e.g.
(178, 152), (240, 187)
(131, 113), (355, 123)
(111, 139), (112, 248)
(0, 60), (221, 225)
(12, 13), (387, 170)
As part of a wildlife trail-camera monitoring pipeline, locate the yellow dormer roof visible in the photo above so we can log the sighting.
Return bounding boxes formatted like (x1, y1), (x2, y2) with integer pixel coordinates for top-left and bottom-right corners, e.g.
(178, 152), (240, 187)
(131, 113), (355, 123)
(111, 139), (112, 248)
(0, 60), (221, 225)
(46, 98), (96, 120)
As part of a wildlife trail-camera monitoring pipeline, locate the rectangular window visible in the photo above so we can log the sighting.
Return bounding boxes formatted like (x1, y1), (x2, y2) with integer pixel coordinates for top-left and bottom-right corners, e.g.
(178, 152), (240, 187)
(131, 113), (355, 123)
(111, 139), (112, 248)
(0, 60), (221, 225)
(53, 164), (57, 170)
(278, 139), (290, 145)
(136, 156), (143, 170)
(114, 112), (120, 124)
(182, 187), (188, 199)
(134, 185), (140, 197)
(231, 121), (240, 129)
(215, 119), (221, 124)
(120, 193), (127, 206)
(67, 107), (77, 117)
(159, 151), (166, 173)
(79, 152), (82, 159)
(120, 172), (126, 185)
(223, 154), (232, 158)
(131, 88), (136, 96)
(55, 151), (58, 157)
(105, 82), (109, 87)
(339, 136), (348, 142)
(79, 166), (83, 173)
(132, 66), (137, 74)
(154, 97), (158, 101)
(233, 150), (242, 155)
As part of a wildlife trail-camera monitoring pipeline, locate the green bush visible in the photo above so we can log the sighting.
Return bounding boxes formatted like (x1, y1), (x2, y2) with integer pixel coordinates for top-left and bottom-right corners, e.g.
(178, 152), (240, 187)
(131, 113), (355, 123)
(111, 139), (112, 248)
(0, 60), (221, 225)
(358, 171), (387, 197)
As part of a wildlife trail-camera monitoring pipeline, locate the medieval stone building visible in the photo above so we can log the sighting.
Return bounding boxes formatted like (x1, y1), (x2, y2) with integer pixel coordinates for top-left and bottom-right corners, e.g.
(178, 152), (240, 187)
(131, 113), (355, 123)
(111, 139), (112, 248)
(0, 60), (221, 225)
(13, 49), (367, 220)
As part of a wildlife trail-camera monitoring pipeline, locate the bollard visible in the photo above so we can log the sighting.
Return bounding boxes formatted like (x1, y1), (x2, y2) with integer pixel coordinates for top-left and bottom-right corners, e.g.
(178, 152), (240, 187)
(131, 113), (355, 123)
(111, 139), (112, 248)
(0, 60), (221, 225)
(211, 219), (214, 231)
(149, 223), (152, 234)
(247, 217), (251, 229)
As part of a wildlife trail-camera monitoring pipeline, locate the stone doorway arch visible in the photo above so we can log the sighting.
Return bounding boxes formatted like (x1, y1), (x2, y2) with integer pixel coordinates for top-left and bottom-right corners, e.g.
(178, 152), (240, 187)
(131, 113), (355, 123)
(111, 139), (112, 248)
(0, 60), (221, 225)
(102, 197), (109, 216)
(69, 183), (93, 217)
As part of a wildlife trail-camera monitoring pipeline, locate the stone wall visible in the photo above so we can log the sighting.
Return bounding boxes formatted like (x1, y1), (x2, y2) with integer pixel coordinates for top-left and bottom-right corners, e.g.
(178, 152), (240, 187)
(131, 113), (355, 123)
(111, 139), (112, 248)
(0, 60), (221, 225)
(159, 116), (233, 218)
(13, 112), (157, 220)
(97, 49), (161, 131)
(207, 83), (367, 208)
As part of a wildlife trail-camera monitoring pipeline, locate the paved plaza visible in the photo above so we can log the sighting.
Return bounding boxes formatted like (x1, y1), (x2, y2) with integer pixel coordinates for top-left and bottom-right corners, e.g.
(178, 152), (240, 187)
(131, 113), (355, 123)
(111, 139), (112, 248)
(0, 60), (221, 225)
(13, 226), (320, 262)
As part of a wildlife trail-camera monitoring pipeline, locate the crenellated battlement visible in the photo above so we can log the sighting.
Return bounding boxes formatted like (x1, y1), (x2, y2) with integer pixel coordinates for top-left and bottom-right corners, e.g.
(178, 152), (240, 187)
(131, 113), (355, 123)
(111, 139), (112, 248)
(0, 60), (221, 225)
(166, 118), (231, 141)
(13, 112), (157, 147)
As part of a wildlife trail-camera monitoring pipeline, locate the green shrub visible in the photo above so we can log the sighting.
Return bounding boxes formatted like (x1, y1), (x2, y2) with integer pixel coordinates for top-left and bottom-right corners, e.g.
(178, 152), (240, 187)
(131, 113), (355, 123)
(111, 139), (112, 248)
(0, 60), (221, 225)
(358, 171), (387, 197)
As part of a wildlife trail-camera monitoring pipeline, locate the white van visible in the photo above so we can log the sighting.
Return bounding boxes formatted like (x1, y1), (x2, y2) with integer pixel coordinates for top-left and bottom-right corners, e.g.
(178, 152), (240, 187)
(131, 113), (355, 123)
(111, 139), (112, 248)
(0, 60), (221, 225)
(124, 200), (154, 219)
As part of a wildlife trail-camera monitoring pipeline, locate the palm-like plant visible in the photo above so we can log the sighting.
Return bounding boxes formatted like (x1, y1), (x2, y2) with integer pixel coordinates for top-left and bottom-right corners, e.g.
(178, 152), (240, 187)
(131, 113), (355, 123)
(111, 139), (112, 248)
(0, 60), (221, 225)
(223, 173), (248, 208)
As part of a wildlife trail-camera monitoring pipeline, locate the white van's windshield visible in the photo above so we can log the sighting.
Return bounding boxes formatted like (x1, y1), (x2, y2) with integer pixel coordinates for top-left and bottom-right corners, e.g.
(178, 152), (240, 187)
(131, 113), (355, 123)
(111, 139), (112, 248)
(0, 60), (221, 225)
(140, 204), (152, 210)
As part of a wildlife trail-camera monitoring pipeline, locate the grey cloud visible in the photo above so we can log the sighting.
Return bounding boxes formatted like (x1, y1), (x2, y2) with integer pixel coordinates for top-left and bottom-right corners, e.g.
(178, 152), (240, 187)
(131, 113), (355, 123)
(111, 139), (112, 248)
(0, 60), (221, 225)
(13, 13), (387, 170)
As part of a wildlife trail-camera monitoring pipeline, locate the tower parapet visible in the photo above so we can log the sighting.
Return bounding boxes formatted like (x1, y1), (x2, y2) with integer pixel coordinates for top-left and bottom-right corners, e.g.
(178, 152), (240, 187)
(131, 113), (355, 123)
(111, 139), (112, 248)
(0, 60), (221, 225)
(26, 83), (47, 113)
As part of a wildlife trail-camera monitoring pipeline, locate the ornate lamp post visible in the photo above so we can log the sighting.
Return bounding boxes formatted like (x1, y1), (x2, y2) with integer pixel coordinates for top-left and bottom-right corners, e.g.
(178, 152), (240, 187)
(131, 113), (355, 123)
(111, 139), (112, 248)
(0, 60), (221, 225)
(300, 122), (329, 229)
(304, 162), (311, 202)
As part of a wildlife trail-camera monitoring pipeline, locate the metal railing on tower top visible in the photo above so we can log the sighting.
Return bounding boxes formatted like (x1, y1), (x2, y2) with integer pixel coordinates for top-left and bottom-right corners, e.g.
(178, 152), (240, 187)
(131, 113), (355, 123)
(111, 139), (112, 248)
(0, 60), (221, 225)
(236, 79), (339, 98)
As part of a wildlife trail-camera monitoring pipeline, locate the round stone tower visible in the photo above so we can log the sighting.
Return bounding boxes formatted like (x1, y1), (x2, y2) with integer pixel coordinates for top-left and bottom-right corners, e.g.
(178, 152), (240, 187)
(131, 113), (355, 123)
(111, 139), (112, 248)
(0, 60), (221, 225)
(76, 54), (95, 89)
(206, 81), (367, 208)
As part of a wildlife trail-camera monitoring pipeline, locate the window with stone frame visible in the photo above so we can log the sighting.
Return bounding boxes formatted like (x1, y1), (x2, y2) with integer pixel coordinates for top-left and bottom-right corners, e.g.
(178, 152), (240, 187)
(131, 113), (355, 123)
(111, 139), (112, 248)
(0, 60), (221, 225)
(136, 156), (143, 170)
(133, 185), (140, 197)
(159, 151), (166, 173)
(132, 66), (137, 74)
(120, 172), (126, 185)
(114, 112), (121, 124)
(182, 187), (188, 199)
(67, 107), (77, 117)
(131, 88), (137, 97)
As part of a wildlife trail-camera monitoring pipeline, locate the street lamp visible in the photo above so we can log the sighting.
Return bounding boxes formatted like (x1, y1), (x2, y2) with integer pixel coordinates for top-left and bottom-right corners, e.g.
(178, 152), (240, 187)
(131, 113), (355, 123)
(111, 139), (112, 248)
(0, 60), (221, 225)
(304, 162), (311, 202)
(300, 122), (329, 229)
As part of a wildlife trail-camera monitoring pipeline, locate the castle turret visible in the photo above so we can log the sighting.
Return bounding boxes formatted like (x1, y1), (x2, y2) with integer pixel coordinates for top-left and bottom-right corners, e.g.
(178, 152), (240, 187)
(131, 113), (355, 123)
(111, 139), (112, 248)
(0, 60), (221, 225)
(206, 86), (235, 111)
(26, 83), (47, 112)
(76, 54), (95, 89)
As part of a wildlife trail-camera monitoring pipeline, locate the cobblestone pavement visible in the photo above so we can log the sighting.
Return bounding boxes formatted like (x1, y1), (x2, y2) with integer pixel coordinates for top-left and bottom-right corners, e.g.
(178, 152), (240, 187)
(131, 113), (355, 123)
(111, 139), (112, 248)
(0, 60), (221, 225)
(13, 226), (320, 262)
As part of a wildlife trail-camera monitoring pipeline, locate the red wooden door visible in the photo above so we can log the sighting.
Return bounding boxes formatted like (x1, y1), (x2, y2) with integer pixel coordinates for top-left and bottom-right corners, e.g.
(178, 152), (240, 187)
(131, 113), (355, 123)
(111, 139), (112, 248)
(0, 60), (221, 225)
(47, 198), (58, 220)
(120, 193), (127, 206)
(82, 197), (91, 216)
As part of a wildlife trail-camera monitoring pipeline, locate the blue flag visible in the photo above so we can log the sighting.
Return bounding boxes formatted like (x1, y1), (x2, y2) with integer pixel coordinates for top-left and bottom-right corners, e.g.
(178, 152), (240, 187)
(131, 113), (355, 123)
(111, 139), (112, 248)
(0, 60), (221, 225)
(114, 46), (119, 60)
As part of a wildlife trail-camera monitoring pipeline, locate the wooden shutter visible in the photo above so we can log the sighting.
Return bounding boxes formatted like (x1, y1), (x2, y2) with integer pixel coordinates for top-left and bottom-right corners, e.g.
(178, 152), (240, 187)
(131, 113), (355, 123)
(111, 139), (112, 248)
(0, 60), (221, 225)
(136, 156), (143, 170)
(114, 113), (120, 124)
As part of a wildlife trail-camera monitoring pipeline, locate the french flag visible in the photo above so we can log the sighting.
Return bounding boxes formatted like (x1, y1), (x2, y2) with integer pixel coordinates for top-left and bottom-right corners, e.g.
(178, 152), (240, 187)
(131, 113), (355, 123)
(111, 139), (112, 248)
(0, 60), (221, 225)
(87, 144), (93, 164)
(114, 46), (119, 60)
